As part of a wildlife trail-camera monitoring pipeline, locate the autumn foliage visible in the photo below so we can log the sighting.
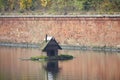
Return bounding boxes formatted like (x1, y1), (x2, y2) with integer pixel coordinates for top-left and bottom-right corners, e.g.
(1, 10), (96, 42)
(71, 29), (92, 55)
(0, 0), (119, 14)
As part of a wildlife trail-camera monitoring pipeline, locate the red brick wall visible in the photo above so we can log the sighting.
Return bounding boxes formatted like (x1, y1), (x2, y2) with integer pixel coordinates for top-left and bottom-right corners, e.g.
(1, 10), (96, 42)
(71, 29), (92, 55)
(0, 16), (120, 47)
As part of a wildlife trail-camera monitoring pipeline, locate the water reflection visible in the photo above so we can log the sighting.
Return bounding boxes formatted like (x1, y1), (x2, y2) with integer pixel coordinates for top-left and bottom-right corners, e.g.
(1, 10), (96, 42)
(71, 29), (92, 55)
(0, 46), (120, 80)
(44, 61), (60, 80)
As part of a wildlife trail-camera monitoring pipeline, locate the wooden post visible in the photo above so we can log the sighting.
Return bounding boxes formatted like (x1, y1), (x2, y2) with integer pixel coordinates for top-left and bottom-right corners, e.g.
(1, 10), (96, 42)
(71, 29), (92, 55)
(46, 34), (47, 42)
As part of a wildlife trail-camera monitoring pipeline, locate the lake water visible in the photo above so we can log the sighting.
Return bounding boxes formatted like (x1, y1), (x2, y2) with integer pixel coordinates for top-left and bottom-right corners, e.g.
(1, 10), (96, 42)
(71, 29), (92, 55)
(0, 46), (120, 80)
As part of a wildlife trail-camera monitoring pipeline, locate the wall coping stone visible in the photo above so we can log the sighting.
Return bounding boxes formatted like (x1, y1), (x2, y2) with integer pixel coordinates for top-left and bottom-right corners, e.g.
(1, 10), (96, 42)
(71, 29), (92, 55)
(0, 15), (120, 18)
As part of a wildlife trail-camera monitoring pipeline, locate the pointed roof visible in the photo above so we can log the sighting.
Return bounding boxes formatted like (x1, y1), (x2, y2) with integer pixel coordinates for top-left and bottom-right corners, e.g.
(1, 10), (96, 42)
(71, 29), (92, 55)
(41, 37), (62, 52)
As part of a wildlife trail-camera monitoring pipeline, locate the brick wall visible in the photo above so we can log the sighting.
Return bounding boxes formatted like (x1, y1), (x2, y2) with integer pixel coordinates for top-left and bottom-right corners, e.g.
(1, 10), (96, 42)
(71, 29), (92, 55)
(0, 16), (120, 47)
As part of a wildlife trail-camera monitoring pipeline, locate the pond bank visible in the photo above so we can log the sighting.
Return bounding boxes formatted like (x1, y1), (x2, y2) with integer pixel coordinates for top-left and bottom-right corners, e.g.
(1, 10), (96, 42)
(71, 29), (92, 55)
(0, 42), (119, 52)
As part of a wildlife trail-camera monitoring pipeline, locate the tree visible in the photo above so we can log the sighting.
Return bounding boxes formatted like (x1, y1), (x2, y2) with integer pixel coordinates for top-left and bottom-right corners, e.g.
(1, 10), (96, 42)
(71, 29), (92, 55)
(19, 0), (35, 11)
(40, 0), (48, 7)
(99, 0), (120, 12)
(0, 0), (8, 11)
(27, 0), (35, 10)
(19, 0), (26, 11)
(0, 0), (120, 13)
(0, 0), (4, 11)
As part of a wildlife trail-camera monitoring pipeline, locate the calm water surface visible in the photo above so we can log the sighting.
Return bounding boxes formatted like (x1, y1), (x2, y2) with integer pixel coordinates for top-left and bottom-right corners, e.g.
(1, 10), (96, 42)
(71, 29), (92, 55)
(0, 46), (120, 80)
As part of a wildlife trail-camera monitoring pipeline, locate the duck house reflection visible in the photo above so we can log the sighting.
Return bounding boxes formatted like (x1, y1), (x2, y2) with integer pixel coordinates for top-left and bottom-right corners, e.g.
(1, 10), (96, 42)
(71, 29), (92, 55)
(44, 61), (60, 80)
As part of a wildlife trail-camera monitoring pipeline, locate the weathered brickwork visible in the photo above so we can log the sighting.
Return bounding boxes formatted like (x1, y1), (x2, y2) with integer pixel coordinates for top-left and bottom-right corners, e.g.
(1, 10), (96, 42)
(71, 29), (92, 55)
(0, 16), (120, 47)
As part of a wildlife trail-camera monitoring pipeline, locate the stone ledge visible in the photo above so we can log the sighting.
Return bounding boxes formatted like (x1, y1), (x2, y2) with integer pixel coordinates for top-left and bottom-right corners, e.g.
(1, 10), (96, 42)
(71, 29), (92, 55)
(0, 15), (120, 18)
(0, 42), (119, 52)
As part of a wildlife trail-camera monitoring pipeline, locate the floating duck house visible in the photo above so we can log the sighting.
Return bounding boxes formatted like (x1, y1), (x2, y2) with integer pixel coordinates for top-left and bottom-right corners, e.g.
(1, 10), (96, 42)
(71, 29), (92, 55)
(41, 35), (62, 57)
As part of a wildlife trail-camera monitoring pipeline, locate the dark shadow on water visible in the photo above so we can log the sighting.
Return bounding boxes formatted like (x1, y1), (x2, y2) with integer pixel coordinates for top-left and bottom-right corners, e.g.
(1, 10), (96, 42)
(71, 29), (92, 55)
(43, 60), (61, 80)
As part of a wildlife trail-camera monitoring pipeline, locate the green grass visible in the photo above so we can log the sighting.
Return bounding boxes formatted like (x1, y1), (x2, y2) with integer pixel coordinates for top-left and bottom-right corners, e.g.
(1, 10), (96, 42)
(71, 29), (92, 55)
(30, 56), (47, 61)
(57, 54), (73, 60)
(30, 54), (73, 61)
